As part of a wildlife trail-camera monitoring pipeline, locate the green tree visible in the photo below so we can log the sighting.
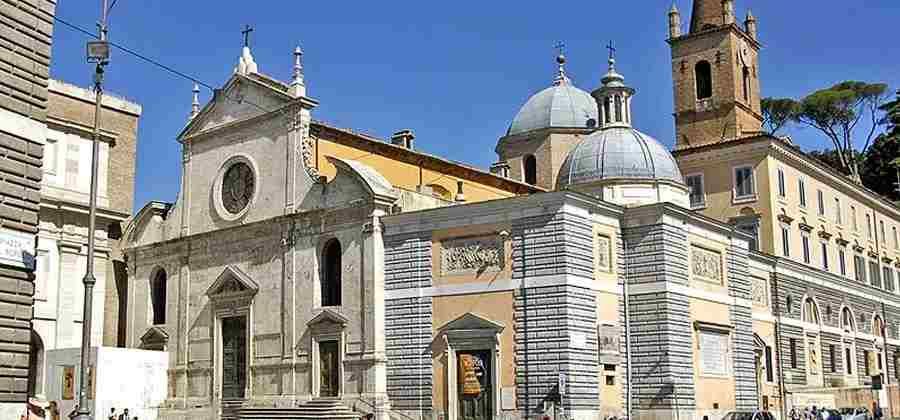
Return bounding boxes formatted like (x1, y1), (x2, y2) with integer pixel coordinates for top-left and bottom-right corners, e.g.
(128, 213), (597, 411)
(860, 135), (900, 201)
(808, 149), (852, 176)
(761, 97), (798, 135)
(792, 81), (889, 183)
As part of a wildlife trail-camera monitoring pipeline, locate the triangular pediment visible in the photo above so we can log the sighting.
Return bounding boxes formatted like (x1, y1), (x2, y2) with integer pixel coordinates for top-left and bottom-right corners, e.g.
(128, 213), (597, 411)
(140, 326), (169, 345)
(205, 265), (259, 297)
(178, 73), (294, 141)
(439, 312), (505, 333)
(307, 308), (350, 328)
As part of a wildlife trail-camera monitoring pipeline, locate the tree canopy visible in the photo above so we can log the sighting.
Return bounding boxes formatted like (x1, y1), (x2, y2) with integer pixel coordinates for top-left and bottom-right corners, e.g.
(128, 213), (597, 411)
(761, 97), (798, 135)
(791, 81), (889, 182)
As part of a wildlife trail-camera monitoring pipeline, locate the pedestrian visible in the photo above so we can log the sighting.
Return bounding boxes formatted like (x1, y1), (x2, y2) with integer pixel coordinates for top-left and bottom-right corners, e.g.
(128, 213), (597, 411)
(108, 407), (117, 420)
(117, 408), (129, 420)
(48, 402), (60, 420)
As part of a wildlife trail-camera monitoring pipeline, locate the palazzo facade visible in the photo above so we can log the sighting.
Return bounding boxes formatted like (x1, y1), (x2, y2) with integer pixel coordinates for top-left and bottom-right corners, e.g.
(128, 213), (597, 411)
(120, 1), (900, 420)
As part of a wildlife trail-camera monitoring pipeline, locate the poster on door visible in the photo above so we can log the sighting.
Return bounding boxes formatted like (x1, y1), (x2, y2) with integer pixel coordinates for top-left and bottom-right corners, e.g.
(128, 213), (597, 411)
(61, 366), (75, 400)
(458, 354), (482, 396)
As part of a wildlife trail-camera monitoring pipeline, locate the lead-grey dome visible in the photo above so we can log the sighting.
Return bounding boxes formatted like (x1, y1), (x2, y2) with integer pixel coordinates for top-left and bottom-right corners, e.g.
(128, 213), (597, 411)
(507, 55), (599, 136)
(556, 126), (683, 189)
(507, 84), (599, 136)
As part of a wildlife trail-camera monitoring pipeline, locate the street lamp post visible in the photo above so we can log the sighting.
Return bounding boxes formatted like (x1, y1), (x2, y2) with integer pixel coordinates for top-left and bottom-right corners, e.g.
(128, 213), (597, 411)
(73, 1), (110, 419)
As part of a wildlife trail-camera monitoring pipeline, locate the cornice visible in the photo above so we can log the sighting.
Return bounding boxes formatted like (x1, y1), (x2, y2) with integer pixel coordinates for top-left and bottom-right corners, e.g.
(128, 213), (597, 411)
(667, 23), (762, 50)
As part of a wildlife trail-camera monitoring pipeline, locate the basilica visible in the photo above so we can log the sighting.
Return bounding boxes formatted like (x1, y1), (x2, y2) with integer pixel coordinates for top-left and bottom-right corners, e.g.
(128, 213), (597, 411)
(120, 1), (900, 420)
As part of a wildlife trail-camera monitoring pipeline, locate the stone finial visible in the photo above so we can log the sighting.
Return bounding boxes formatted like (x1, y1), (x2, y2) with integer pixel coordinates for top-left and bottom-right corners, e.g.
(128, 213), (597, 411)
(745, 10), (758, 40)
(723, 0), (735, 25)
(668, 4), (682, 39)
(190, 83), (201, 119)
(290, 45), (306, 98)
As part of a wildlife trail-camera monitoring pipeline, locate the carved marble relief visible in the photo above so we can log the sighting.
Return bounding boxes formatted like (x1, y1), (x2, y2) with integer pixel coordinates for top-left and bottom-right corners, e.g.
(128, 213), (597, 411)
(751, 277), (768, 307)
(597, 234), (612, 273)
(692, 245), (723, 284)
(440, 235), (503, 275)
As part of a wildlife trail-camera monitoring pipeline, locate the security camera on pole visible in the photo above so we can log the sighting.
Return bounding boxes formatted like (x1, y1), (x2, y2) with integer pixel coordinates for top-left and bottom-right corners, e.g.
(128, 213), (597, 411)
(73, 1), (112, 419)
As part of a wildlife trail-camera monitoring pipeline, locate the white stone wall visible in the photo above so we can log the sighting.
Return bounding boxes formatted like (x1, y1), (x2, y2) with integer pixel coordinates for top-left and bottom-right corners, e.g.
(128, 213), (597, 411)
(43, 125), (110, 208)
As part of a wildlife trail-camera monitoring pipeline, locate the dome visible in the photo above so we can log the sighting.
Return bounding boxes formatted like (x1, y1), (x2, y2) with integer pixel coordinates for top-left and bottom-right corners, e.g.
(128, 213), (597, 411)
(556, 126), (683, 189)
(506, 55), (599, 136)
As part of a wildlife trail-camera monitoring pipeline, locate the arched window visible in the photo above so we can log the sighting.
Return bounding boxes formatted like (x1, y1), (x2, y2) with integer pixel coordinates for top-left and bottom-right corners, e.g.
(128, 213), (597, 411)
(742, 67), (751, 102)
(151, 269), (167, 325)
(614, 95), (623, 122)
(523, 154), (537, 185)
(695, 61), (713, 100)
(842, 307), (855, 333)
(322, 239), (342, 307)
(603, 98), (611, 124)
(802, 298), (820, 325)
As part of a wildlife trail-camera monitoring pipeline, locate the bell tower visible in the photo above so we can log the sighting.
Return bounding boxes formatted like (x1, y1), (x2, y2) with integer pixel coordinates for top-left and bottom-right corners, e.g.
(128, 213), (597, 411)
(668, 1), (764, 150)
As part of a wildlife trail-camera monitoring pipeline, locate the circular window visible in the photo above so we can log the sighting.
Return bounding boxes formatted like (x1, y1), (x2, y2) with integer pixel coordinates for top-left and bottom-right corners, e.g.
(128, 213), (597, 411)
(222, 162), (255, 214)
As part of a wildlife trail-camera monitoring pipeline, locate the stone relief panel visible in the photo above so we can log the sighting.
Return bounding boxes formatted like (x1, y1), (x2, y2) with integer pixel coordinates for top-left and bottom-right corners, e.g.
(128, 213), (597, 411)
(597, 234), (612, 273)
(692, 245), (723, 285)
(440, 235), (504, 276)
(751, 277), (768, 307)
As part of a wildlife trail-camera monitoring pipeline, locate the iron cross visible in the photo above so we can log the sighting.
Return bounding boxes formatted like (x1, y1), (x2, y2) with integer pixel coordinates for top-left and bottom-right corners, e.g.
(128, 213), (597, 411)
(554, 41), (566, 56)
(241, 24), (254, 48)
(606, 41), (616, 60)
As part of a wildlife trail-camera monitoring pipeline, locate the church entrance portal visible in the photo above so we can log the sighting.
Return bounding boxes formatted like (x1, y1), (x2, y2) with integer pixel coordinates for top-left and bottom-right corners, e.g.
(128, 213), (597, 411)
(221, 316), (247, 400)
(319, 340), (340, 397)
(458, 350), (493, 420)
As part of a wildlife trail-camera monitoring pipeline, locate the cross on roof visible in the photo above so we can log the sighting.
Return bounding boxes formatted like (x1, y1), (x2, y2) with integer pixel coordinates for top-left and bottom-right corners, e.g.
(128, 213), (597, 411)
(554, 41), (565, 57)
(241, 24), (254, 48)
(606, 41), (616, 60)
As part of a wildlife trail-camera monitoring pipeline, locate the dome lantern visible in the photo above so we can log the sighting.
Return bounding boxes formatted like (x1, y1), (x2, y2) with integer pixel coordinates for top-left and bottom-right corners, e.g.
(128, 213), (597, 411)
(592, 42), (636, 129)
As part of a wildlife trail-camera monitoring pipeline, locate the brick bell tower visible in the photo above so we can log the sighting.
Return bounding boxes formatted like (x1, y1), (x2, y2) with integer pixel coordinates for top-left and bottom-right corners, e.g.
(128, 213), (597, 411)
(668, 0), (763, 150)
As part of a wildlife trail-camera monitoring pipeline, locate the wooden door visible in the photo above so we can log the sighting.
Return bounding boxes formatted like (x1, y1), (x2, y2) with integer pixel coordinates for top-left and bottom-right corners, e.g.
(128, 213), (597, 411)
(458, 350), (492, 420)
(319, 341), (340, 397)
(221, 316), (247, 400)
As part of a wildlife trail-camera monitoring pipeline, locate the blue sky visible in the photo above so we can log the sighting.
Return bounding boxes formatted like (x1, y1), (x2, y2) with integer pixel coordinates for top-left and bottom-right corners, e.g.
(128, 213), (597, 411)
(49, 1), (900, 211)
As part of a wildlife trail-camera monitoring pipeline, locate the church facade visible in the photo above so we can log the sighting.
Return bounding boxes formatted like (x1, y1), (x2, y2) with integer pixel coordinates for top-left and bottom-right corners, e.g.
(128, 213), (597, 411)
(120, 2), (900, 420)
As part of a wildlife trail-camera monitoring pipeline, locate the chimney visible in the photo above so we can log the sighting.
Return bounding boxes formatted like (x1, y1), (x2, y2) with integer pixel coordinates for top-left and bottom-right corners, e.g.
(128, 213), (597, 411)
(490, 161), (511, 178)
(391, 129), (415, 150)
(454, 181), (467, 203)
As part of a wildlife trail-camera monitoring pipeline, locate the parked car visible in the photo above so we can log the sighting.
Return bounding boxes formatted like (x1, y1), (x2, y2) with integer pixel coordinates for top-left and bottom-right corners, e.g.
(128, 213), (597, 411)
(838, 407), (869, 420)
(722, 410), (777, 420)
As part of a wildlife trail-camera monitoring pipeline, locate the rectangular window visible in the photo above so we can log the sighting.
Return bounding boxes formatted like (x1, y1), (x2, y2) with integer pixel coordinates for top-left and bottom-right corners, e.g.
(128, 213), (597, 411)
(821, 242), (829, 270)
(835, 198), (842, 224)
(884, 266), (894, 292)
(802, 234), (811, 264)
(839, 249), (847, 276)
(852, 206), (858, 231)
(829, 344), (837, 373)
(733, 166), (755, 200)
(799, 179), (807, 207)
(894, 226), (898, 250)
(870, 260), (882, 288)
(880, 221), (886, 243)
(735, 220), (760, 251)
(777, 168), (786, 197)
(867, 214), (873, 239)
(765, 346), (774, 382)
(855, 255), (867, 283)
(817, 190), (825, 216)
(847, 347), (853, 374)
(781, 226), (791, 257)
(65, 143), (80, 188)
(790, 338), (798, 369)
(686, 174), (705, 208)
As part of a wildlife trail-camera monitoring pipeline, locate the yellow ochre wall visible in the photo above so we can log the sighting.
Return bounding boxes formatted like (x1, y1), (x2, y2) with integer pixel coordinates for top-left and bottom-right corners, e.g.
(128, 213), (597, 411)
(316, 138), (518, 204)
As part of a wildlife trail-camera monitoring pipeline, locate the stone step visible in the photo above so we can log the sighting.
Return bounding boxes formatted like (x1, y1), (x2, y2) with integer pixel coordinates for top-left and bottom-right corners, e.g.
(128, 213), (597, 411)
(236, 399), (363, 420)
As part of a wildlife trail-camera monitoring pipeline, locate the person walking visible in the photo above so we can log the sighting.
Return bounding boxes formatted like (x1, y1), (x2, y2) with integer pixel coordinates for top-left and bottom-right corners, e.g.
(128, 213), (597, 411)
(117, 408), (129, 420)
